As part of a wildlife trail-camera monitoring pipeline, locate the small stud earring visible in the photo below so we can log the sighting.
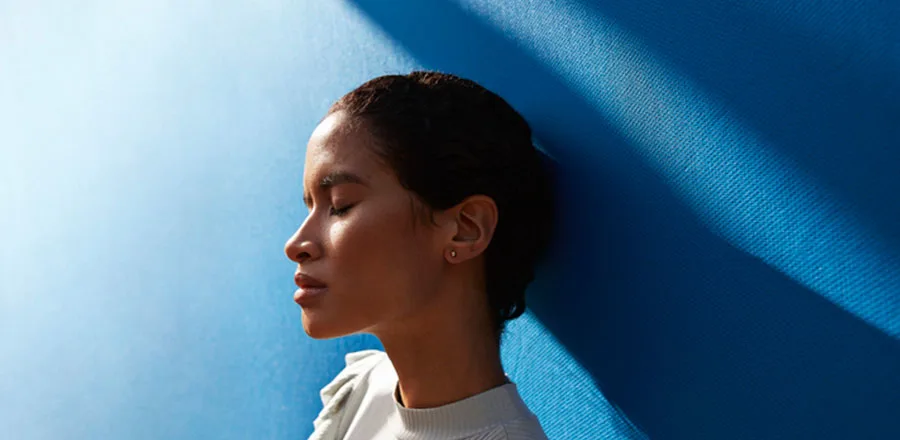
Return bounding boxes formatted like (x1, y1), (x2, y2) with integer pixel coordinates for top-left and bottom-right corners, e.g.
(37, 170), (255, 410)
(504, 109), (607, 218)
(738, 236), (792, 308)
(449, 250), (457, 258)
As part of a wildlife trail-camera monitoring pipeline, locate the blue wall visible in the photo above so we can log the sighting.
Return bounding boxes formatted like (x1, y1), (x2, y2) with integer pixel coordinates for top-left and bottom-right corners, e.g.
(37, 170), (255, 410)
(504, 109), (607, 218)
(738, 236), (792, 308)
(2, 1), (897, 439)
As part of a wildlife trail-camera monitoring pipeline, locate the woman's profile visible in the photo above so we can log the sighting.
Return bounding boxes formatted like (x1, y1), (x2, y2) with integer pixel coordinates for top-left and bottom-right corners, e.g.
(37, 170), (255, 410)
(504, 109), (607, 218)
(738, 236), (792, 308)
(284, 71), (555, 440)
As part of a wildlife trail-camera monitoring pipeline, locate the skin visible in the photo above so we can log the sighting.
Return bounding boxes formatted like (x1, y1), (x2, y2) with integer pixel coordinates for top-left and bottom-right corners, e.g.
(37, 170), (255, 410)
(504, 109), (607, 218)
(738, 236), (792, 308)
(284, 110), (509, 409)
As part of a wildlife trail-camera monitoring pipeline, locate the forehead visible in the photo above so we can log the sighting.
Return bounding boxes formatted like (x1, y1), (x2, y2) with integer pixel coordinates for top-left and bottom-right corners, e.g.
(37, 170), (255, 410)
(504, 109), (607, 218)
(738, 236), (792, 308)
(304, 111), (380, 182)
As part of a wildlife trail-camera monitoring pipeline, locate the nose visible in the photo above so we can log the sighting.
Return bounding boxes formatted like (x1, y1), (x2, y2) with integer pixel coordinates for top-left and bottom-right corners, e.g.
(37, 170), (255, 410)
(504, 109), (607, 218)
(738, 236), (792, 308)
(284, 218), (322, 264)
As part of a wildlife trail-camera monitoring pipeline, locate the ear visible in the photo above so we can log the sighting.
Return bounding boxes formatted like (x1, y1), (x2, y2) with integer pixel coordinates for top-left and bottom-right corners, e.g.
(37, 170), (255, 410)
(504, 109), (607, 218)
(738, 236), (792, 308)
(442, 195), (498, 263)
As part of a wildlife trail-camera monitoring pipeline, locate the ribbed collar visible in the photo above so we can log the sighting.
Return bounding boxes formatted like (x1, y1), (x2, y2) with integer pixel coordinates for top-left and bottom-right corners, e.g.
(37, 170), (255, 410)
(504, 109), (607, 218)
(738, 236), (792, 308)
(390, 378), (533, 438)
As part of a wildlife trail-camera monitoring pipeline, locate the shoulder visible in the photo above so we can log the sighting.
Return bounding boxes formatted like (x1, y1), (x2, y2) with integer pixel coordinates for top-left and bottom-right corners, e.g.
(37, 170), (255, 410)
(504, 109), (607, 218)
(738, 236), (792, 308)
(310, 349), (388, 439)
(318, 349), (387, 408)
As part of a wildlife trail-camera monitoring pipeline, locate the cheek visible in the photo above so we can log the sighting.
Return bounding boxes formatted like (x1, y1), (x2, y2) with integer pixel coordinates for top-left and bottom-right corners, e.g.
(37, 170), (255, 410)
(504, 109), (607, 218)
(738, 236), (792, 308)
(327, 213), (394, 260)
(329, 198), (420, 259)
(328, 204), (434, 302)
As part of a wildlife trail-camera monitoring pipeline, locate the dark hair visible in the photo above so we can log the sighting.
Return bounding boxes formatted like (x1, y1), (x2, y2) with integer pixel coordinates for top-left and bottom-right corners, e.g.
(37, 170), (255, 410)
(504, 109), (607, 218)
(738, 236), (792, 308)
(328, 71), (555, 341)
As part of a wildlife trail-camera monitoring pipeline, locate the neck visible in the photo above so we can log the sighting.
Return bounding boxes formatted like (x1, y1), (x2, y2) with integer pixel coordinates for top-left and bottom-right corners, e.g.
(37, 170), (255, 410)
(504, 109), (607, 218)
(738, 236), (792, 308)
(374, 280), (507, 409)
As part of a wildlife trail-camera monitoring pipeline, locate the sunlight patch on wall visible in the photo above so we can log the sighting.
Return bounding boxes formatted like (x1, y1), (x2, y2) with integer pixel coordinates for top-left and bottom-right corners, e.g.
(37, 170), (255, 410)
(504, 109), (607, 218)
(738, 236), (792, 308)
(456, 0), (900, 338)
(502, 311), (648, 440)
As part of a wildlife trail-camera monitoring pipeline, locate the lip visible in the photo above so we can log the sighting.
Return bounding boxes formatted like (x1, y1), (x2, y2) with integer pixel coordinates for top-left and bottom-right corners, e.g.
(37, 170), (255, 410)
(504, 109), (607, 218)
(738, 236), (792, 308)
(294, 286), (327, 305)
(294, 273), (328, 305)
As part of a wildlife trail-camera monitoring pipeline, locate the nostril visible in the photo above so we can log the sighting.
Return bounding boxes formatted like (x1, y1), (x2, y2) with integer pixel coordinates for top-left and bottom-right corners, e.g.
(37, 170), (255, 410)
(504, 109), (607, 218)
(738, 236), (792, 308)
(296, 251), (311, 263)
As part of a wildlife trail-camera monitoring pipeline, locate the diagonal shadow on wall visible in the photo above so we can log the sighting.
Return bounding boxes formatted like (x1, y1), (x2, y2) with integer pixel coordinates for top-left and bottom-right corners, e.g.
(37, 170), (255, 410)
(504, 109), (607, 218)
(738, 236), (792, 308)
(572, 0), (900, 249)
(347, 0), (900, 439)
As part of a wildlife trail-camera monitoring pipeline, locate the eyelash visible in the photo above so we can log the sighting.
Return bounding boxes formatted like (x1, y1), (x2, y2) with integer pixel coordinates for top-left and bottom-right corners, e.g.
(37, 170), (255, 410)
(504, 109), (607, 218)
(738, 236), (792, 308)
(329, 204), (354, 217)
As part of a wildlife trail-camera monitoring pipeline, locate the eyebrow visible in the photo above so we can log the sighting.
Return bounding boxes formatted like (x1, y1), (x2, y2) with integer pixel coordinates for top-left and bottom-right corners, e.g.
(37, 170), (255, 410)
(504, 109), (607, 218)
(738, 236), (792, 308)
(303, 171), (369, 208)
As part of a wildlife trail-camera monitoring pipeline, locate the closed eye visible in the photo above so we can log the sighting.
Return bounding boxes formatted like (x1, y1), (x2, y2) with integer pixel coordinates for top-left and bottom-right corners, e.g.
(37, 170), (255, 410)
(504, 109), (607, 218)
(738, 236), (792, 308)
(329, 204), (354, 217)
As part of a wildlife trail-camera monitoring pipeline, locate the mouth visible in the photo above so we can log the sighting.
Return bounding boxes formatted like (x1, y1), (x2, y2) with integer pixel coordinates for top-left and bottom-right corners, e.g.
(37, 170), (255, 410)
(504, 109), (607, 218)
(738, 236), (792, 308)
(294, 273), (328, 305)
(294, 286), (327, 305)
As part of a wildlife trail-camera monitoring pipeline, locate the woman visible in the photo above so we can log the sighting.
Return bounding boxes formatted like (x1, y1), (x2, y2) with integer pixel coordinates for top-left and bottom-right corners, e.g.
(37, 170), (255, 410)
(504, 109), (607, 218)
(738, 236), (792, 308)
(285, 71), (555, 439)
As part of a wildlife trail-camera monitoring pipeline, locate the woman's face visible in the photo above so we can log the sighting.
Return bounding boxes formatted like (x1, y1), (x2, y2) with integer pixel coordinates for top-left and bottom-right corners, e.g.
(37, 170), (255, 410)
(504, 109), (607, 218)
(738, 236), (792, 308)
(284, 111), (445, 339)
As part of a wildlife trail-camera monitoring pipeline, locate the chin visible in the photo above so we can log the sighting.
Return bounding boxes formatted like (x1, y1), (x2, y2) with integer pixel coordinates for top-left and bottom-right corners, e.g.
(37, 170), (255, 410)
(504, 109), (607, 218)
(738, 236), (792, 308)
(301, 311), (358, 340)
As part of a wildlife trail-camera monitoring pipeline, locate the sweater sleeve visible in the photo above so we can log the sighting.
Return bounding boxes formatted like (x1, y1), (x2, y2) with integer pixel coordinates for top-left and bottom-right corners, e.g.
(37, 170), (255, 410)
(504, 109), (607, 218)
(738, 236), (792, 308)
(308, 349), (386, 440)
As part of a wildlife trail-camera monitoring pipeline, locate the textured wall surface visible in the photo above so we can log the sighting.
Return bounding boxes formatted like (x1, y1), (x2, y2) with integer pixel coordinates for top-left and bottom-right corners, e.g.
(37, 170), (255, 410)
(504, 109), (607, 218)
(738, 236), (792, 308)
(2, 1), (898, 439)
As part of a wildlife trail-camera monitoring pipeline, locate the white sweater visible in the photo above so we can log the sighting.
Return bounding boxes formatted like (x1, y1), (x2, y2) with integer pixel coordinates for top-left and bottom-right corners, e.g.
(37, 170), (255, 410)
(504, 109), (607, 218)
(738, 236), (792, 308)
(308, 350), (548, 440)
